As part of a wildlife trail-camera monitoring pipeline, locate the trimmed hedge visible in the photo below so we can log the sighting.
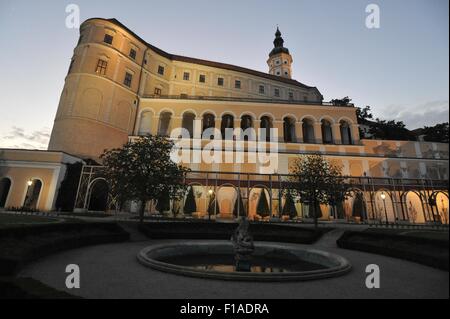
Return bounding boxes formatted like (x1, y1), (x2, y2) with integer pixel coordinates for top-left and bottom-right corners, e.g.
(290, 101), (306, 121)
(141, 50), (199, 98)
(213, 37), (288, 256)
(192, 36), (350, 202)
(138, 221), (330, 244)
(336, 230), (449, 271)
(0, 222), (130, 276)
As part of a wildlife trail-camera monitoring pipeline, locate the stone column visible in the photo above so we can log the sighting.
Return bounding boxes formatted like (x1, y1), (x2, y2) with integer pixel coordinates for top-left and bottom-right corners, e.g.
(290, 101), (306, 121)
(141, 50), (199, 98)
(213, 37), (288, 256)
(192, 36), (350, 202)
(351, 124), (360, 144)
(314, 122), (323, 144)
(295, 121), (303, 143)
(332, 123), (342, 144)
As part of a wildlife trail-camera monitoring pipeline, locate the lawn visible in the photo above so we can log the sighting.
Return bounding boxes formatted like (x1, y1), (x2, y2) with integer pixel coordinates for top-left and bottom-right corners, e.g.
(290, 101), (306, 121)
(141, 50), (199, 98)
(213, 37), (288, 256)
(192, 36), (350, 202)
(0, 213), (59, 228)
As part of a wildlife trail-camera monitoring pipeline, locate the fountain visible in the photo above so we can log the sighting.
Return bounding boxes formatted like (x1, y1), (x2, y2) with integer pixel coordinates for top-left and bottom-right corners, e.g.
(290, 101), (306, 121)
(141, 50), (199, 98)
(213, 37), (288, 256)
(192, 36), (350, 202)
(137, 219), (351, 281)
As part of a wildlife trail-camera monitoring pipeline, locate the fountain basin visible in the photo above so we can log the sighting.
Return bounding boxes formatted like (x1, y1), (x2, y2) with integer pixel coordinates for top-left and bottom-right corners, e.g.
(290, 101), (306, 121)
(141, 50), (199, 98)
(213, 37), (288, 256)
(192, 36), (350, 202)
(137, 241), (351, 281)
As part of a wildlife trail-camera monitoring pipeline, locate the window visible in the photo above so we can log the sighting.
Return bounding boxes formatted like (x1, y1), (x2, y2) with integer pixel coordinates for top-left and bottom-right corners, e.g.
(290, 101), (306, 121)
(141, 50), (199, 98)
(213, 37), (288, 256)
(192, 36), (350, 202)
(259, 85), (265, 94)
(123, 72), (133, 87)
(129, 48), (137, 60)
(95, 59), (108, 75)
(199, 74), (206, 83)
(235, 80), (241, 89)
(158, 65), (165, 75)
(276, 71), (280, 75)
(284, 61), (287, 64)
(217, 77), (224, 86)
(103, 34), (113, 45)
(285, 71), (288, 75)
(288, 92), (294, 100)
(183, 72), (190, 81)
(274, 88), (280, 97)
(154, 87), (162, 96)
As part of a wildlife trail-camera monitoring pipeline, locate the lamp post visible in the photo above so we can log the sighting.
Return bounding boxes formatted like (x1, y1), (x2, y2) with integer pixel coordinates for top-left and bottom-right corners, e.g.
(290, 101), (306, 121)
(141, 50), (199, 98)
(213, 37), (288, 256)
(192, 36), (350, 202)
(380, 192), (388, 225)
(208, 189), (214, 221)
(22, 179), (33, 213)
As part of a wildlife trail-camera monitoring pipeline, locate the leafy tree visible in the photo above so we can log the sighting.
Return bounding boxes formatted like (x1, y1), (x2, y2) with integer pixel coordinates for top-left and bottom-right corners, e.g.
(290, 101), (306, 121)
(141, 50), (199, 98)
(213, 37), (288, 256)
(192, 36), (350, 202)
(100, 135), (190, 223)
(183, 186), (197, 215)
(289, 154), (349, 228)
(355, 106), (374, 124)
(282, 191), (297, 219)
(233, 191), (246, 218)
(256, 189), (270, 218)
(421, 122), (449, 143)
(331, 96), (352, 106)
(368, 119), (416, 141)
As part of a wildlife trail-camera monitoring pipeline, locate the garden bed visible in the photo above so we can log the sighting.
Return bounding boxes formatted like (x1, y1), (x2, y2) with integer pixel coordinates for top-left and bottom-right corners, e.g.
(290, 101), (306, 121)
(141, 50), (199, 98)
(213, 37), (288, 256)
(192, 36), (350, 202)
(0, 222), (130, 276)
(336, 229), (449, 270)
(138, 220), (331, 244)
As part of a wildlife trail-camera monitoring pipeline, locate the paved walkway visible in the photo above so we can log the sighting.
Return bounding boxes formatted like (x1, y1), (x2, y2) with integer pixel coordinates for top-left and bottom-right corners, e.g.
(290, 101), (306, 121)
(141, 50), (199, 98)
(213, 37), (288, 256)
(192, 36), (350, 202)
(18, 227), (448, 299)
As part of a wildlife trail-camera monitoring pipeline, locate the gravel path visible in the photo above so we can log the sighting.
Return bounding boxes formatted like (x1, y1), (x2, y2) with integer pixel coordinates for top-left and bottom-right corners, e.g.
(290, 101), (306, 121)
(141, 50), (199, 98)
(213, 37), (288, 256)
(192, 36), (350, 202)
(18, 228), (448, 299)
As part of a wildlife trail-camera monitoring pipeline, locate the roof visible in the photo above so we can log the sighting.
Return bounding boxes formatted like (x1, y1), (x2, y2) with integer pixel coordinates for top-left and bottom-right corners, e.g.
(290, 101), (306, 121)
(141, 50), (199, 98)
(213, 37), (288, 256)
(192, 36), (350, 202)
(82, 18), (321, 92)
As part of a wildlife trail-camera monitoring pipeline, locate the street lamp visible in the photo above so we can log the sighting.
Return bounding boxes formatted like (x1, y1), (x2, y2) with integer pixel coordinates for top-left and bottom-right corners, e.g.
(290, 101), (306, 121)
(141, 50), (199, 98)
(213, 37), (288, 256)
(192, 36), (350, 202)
(207, 189), (214, 220)
(380, 192), (388, 225)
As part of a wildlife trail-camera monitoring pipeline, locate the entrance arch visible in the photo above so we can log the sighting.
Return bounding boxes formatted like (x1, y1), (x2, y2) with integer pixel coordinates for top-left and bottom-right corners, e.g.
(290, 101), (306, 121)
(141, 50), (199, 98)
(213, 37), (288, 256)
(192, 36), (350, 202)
(87, 178), (108, 211)
(23, 179), (43, 210)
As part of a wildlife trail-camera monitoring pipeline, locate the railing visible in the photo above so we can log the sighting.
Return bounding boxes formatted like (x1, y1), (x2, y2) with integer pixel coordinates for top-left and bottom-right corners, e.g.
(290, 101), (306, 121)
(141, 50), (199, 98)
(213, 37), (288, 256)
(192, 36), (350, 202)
(141, 94), (355, 107)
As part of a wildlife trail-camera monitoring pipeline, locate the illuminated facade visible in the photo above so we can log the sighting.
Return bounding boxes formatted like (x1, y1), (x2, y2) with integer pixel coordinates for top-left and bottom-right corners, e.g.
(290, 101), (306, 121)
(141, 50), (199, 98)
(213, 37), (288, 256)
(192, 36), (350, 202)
(0, 18), (448, 223)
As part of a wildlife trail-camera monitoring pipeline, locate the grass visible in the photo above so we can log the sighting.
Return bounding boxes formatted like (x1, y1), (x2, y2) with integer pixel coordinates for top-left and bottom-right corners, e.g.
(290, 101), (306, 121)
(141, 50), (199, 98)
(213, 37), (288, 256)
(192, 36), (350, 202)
(0, 213), (59, 228)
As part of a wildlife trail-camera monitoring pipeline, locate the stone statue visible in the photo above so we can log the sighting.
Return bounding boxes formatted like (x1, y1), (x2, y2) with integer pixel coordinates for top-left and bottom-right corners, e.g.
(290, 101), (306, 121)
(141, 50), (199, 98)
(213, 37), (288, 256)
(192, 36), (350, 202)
(231, 217), (255, 271)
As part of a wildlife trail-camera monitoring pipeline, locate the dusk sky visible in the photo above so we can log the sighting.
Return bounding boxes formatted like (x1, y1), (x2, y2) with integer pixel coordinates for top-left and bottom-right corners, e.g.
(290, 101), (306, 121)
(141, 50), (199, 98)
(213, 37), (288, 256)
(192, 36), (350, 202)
(0, 0), (448, 149)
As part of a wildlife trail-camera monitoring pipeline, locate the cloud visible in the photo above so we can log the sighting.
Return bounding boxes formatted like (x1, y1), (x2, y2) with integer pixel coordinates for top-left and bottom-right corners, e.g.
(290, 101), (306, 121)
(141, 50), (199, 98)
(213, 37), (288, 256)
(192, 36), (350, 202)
(373, 100), (449, 130)
(1, 126), (51, 149)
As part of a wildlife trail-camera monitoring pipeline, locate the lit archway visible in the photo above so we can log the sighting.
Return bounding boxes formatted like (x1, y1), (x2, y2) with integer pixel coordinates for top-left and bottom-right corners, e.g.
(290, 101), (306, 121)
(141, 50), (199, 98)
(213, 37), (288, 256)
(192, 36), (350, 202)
(23, 179), (43, 210)
(0, 177), (12, 208)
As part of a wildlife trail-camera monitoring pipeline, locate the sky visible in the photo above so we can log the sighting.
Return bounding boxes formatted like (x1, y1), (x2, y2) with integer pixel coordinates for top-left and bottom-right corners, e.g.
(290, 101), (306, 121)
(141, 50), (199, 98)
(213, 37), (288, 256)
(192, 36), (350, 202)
(0, 0), (448, 149)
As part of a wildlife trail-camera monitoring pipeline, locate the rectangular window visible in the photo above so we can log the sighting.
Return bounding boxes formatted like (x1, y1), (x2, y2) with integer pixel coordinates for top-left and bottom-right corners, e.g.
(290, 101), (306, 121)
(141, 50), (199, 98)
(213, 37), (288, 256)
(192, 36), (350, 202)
(217, 77), (224, 86)
(103, 34), (113, 45)
(274, 88), (280, 97)
(95, 59), (108, 75)
(199, 74), (206, 83)
(183, 72), (190, 81)
(288, 92), (294, 100)
(235, 80), (241, 89)
(129, 48), (137, 60)
(259, 85), (265, 94)
(124, 72), (133, 87)
(154, 88), (162, 96)
(158, 65), (165, 75)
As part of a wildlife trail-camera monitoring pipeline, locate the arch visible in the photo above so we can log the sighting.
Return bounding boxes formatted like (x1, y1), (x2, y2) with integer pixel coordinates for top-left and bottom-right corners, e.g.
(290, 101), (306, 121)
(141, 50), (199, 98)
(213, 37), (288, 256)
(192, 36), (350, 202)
(180, 108), (198, 118)
(182, 111), (196, 138)
(299, 114), (318, 123)
(23, 179), (43, 210)
(340, 120), (353, 145)
(0, 177), (12, 208)
(248, 185), (271, 220)
(156, 108), (175, 116)
(138, 110), (153, 135)
(221, 114), (234, 139)
(219, 110), (238, 118)
(158, 111), (172, 136)
(374, 190), (396, 223)
(200, 109), (218, 117)
(283, 116), (296, 143)
(302, 118), (315, 143)
(433, 191), (449, 224)
(282, 113), (298, 122)
(258, 112), (276, 121)
(87, 178), (108, 212)
(321, 119), (333, 144)
(202, 113), (215, 137)
(318, 115), (335, 124)
(216, 183), (239, 218)
(238, 111), (257, 120)
(260, 115), (273, 142)
(240, 114), (254, 141)
(404, 191), (426, 223)
(337, 116), (354, 124)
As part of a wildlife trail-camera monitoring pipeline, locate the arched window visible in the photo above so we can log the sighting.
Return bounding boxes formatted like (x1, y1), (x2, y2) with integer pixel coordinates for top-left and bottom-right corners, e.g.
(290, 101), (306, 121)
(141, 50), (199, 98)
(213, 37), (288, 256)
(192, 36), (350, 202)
(221, 114), (234, 139)
(283, 117), (296, 143)
(182, 112), (196, 138)
(0, 177), (11, 208)
(240, 115), (253, 141)
(340, 120), (352, 145)
(23, 179), (42, 210)
(158, 112), (172, 136)
(302, 118), (315, 143)
(202, 113), (215, 138)
(321, 119), (333, 144)
(88, 179), (108, 212)
(138, 110), (153, 135)
(260, 116), (272, 142)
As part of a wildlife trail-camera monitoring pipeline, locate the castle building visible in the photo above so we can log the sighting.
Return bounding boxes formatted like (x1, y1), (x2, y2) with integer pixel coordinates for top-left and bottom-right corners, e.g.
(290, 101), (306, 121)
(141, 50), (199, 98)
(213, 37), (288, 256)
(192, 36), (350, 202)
(0, 18), (448, 224)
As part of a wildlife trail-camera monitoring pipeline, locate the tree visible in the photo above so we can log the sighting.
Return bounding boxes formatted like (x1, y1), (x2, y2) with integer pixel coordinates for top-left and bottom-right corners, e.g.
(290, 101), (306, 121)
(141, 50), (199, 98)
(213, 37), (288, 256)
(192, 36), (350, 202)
(156, 192), (170, 214)
(331, 96), (352, 106)
(355, 106), (374, 124)
(421, 122), (449, 143)
(100, 135), (189, 223)
(369, 119), (416, 141)
(282, 191), (297, 219)
(233, 191), (246, 218)
(289, 154), (349, 228)
(256, 189), (270, 218)
(183, 186), (197, 215)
